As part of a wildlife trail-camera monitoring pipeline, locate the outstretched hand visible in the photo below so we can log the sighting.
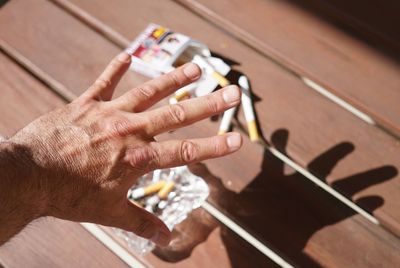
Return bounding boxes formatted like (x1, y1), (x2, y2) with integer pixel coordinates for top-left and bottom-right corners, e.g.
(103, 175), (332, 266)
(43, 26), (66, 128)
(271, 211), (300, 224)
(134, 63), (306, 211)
(2, 52), (242, 246)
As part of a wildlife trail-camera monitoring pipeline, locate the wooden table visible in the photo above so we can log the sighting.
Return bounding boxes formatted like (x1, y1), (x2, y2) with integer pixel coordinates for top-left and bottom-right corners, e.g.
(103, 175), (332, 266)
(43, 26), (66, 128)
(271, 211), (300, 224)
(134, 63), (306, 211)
(0, 0), (399, 267)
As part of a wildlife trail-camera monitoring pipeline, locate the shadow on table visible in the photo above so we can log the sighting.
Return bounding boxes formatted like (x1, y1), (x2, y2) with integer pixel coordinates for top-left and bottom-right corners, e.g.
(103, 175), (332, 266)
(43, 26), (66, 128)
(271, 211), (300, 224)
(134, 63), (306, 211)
(286, 0), (400, 63)
(152, 51), (397, 266)
(153, 128), (397, 267)
(0, 0), (9, 8)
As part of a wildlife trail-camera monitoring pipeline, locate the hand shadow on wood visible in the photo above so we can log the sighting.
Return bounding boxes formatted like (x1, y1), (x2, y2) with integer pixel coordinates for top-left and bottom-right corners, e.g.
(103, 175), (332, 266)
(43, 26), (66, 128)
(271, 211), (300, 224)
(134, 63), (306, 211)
(153, 129), (397, 267)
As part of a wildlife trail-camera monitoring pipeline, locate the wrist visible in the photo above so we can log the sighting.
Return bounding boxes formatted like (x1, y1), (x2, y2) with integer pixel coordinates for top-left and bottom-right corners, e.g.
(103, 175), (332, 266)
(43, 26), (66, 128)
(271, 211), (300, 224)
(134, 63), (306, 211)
(0, 138), (48, 220)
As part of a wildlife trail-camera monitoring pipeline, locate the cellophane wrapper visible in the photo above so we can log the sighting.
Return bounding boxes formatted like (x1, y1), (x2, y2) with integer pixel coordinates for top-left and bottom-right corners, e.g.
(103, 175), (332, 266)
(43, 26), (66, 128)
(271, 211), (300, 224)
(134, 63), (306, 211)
(113, 166), (209, 254)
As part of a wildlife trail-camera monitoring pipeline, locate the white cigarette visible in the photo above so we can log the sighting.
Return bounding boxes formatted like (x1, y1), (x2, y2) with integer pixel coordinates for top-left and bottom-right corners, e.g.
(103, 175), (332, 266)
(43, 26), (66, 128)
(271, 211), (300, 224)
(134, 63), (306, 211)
(193, 55), (230, 87)
(152, 169), (162, 183)
(171, 83), (198, 103)
(239, 75), (259, 141)
(218, 106), (237, 135)
(129, 188), (145, 200)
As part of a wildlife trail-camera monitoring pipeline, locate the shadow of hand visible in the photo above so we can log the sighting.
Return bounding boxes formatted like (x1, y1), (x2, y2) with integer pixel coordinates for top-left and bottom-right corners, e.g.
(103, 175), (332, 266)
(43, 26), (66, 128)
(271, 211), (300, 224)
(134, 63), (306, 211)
(153, 129), (397, 267)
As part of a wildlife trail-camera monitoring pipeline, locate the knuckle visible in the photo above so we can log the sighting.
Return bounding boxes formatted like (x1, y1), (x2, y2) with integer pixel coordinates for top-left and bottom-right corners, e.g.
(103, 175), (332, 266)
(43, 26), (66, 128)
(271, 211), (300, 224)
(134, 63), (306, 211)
(107, 119), (133, 137)
(108, 60), (120, 70)
(213, 138), (226, 156)
(169, 72), (182, 88)
(205, 95), (221, 113)
(169, 104), (186, 124)
(126, 146), (158, 171)
(136, 85), (156, 99)
(94, 78), (112, 90)
(180, 140), (198, 163)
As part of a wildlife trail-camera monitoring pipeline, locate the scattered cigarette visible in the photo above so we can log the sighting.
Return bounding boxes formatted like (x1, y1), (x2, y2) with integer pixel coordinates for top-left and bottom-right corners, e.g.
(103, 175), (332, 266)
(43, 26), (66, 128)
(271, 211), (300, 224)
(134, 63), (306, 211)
(239, 75), (259, 142)
(152, 169), (162, 183)
(193, 55), (230, 88)
(218, 107), (237, 135)
(158, 181), (175, 200)
(128, 180), (166, 199)
(211, 71), (230, 87)
(172, 83), (198, 103)
(192, 55), (236, 135)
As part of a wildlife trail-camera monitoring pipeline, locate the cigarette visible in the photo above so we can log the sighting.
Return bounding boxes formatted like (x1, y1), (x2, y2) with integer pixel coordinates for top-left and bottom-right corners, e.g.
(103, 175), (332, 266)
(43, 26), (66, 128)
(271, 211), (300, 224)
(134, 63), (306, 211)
(158, 181), (175, 199)
(192, 55), (237, 135)
(152, 169), (162, 183)
(128, 180), (166, 200)
(211, 71), (230, 87)
(239, 75), (259, 142)
(157, 200), (168, 210)
(145, 195), (160, 207)
(171, 83), (198, 103)
(218, 106), (237, 135)
(193, 55), (230, 88)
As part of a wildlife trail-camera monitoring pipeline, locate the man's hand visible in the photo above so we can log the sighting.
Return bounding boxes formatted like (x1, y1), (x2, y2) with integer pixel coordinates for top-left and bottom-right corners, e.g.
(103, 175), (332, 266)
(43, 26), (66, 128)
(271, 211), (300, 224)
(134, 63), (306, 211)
(0, 52), (242, 246)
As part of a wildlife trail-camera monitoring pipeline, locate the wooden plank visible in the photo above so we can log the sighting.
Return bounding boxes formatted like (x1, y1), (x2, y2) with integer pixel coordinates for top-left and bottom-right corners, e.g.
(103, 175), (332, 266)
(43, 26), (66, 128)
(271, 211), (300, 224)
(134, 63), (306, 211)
(0, 220), (129, 268)
(50, 0), (400, 236)
(176, 0), (400, 137)
(101, 217), (278, 268)
(296, 0), (400, 51)
(1, 0), (400, 267)
(0, 52), (128, 268)
(0, 55), (64, 137)
(0, 2), (276, 267)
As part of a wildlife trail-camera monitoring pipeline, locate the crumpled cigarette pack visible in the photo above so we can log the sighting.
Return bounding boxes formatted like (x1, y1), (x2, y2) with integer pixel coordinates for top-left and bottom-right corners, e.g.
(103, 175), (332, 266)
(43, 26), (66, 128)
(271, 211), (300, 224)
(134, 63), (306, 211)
(113, 166), (209, 254)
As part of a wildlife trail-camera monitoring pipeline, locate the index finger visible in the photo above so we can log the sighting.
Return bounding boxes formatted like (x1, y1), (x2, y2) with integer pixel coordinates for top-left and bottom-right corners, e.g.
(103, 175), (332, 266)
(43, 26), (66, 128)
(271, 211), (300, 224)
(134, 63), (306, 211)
(111, 63), (201, 112)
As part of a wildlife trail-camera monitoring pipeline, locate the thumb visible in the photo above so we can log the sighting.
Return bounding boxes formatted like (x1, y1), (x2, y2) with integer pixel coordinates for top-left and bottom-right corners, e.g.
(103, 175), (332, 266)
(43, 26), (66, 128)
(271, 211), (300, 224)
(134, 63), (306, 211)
(115, 200), (171, 247)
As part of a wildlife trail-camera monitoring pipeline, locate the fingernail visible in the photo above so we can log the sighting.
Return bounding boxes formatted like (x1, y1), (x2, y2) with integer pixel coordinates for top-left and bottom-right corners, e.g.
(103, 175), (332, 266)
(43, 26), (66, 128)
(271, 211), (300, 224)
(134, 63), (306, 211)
(223, 85), (240, 103)
(151, 231), (171, 247)
(227, 133), (242, 151)
(117, 52), (131, 62)
(183, 63), (201, 80)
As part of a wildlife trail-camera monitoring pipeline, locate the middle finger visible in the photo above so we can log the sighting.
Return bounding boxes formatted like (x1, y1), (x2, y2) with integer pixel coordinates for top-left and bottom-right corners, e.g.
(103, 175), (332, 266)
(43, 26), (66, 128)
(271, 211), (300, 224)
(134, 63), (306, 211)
(137, 85), (241, 136)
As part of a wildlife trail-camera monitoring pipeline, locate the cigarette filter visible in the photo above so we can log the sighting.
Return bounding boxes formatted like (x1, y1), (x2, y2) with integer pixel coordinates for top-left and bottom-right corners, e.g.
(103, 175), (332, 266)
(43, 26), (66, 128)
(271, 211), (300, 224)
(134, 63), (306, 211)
(239, 75), (259, 142)
(193, 55), (230, 88)
(211, 71), (230, 88)
(172, 83), (198, 103)
(129, 180), (166, 200)
(158, 181), (175, 199)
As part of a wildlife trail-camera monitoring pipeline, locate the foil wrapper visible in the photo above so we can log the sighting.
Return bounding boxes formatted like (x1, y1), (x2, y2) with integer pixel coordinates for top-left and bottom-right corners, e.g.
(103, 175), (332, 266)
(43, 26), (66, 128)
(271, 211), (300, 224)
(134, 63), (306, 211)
(113, 166), (209, 254)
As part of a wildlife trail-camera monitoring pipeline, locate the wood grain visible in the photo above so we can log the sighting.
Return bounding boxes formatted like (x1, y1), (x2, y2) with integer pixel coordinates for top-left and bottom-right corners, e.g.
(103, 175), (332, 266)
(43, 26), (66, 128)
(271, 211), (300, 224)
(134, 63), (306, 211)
(177, 0), (400, 137)
(296, 0), (400, 51)
(0, 2), (274, 267)
(0, 219), (128, 268)
(0, 54), (64, 136)
(0, 52), (128, 268)
(1, 0), (400, 267)
(49, 0), (400, 236)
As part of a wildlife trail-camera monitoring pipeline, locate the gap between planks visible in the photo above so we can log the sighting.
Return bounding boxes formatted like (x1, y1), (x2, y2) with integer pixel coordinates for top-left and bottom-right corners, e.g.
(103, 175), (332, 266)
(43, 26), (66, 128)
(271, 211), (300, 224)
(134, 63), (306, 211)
(80, 223), (146, 268)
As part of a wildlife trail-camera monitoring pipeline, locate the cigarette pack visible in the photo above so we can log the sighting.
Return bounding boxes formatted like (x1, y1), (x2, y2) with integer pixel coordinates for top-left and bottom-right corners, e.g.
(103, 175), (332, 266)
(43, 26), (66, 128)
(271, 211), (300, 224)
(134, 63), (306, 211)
(126, 23), (231, 98)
